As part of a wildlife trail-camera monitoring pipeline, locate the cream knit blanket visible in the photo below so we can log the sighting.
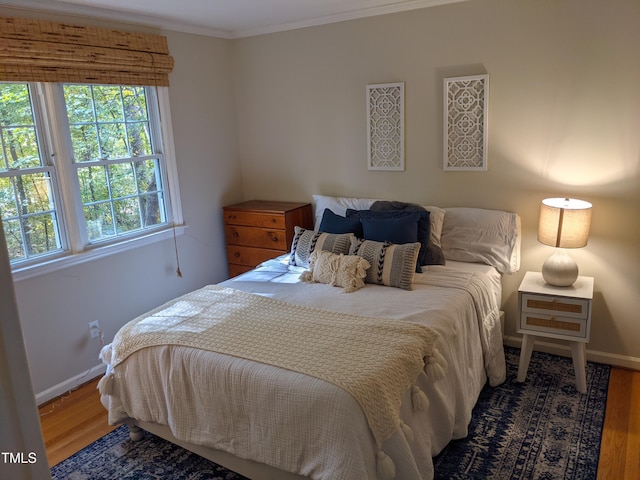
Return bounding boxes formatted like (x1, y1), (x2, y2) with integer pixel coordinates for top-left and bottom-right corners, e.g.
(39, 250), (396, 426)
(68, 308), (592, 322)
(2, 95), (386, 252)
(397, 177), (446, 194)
(109, 285), (442, 452)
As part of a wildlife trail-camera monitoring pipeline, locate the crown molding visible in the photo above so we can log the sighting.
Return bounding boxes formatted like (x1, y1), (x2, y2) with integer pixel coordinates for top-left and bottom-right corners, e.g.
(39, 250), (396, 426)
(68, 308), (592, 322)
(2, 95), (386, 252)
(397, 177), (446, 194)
(1, 0), (468, 39)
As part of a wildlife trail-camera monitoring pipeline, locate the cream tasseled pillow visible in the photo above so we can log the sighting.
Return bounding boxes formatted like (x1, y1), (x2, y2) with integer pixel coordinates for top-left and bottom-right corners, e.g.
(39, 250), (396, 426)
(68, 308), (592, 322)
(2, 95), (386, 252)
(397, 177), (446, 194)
(300, 250), (370, 293)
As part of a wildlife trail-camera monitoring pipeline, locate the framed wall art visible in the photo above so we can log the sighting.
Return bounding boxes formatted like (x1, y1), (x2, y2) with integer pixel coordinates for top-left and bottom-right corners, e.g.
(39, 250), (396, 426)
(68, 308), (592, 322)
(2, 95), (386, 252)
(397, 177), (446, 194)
(443, 74), (488, 171)
(367, 82), (404, 171)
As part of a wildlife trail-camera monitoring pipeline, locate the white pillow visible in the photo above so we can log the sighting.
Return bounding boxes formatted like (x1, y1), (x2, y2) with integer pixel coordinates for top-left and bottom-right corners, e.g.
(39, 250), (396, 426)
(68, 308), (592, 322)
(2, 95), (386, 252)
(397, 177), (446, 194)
(422, 205), (445, 247)
(440, 207), (521, 274)
(312, 194), (378, 230)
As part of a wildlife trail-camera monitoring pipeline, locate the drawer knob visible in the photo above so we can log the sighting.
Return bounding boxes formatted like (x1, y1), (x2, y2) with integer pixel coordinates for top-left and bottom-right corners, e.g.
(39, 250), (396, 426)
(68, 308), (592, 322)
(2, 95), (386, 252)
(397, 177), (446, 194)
(232, 230), (239, 238)
(234, 251), (240, 258)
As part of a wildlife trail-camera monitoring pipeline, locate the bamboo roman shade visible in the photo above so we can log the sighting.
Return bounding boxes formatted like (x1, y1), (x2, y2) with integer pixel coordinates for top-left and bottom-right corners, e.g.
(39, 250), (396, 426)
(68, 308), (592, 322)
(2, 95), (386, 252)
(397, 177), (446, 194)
(0, 16), (174, 86)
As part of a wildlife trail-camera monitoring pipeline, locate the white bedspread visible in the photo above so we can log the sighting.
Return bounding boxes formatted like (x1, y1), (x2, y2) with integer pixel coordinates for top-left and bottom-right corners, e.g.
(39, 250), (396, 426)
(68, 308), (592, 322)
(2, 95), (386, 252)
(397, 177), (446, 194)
(100, 257), (505, 480)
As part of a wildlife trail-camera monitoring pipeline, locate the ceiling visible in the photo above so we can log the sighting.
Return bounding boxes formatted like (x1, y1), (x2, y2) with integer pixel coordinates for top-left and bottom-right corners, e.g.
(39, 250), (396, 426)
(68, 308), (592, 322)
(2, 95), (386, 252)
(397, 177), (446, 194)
(1, 0), (467, 38)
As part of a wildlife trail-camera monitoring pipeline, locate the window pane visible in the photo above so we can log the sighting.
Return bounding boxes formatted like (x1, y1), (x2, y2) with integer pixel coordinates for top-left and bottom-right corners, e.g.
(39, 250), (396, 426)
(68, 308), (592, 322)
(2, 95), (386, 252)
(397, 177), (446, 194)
(140, 192), (164, 227)
(69, 124), (100, 162)
(108, 162), (136, 198)
(15, 172), (55, 214)
(93, 86), (124, 123)
(123, 87), (148, 121)
(78, 165), (109, 203)
(114, 197), (141, 234)
(0, 83), (34, 126)
(2, 218), (25, 261)
(0, 176), (18, 217)
(84, 202), (114, 241)
(136, 159), (162, 193)
(127, 122), (152, 156)
(63, 85), (95, 123)
(98, 123), (128, 159)
(3, 127), (41, 169)
(22, 212), (60, 255)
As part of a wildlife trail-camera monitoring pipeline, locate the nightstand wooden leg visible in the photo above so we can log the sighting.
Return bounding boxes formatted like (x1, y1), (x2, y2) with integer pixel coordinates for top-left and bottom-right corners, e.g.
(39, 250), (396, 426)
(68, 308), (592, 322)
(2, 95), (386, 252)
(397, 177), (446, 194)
(570, 342), (587, 393)
(517, 334), (535, 382)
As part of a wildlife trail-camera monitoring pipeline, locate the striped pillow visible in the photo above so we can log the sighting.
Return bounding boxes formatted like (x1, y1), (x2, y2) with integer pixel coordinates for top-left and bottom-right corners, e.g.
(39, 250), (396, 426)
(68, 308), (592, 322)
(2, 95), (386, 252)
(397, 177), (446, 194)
(349, 238), (420, 290)
(289, 227), (355, 268)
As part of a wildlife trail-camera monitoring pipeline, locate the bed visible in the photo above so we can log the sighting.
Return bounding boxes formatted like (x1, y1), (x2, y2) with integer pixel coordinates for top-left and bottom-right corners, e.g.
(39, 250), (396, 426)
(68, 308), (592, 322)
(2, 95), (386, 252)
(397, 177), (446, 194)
(99, 195), (520, 480)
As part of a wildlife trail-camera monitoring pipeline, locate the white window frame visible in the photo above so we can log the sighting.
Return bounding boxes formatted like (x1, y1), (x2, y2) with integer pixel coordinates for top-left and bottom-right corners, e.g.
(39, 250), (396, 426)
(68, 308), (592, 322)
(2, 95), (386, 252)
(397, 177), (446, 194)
(7, 85), (183, 282)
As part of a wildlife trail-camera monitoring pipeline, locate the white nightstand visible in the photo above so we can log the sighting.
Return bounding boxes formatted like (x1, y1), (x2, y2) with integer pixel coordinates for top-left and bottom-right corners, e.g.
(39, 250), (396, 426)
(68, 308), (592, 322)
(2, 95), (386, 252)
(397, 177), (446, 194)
(516, 271), (594, 393)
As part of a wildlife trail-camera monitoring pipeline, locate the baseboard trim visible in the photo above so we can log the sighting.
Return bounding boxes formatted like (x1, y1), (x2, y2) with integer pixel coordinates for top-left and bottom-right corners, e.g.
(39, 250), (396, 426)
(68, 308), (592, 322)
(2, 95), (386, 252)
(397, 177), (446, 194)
(503, 335), (640, 371)
(36, 363), (106, 406)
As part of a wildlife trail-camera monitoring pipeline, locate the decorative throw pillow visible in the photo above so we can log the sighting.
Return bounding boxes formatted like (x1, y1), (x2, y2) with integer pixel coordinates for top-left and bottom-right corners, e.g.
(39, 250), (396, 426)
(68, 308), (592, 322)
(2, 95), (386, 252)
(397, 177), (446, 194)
(359, 213), (420, 245)
(299, 250), (370, 293)
(367, 201), (447, 266)
(289, 227), (355, 268)
(349, 238), (420, 290)
(319, 208), (363, 237)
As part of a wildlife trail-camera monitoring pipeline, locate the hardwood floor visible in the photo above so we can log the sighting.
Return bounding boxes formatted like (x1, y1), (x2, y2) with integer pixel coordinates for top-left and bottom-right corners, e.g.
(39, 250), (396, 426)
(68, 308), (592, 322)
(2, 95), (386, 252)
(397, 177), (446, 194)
(40, 369), (640, 478)
(39, 377), (117, 467)
(597, 368), (640, 480)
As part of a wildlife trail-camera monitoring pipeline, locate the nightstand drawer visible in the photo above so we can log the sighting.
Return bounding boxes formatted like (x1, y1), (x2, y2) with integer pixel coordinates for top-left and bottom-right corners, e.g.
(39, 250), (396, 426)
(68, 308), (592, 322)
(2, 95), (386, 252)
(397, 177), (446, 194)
(225, 225), (288, 250)
(521, 293), (589, 319)
(520, 312), (588, 339)
(224, 210), (286, 229)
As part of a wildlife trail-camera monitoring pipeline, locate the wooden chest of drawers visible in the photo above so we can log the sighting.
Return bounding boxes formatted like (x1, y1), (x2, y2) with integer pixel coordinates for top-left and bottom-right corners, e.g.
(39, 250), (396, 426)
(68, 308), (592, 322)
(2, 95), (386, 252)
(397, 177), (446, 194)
(223, 200), (313, 277)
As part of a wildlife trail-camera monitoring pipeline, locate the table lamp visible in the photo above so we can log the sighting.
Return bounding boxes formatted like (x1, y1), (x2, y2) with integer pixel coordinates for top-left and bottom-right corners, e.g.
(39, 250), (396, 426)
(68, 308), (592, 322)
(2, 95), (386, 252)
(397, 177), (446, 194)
(537, 197), (592, 287)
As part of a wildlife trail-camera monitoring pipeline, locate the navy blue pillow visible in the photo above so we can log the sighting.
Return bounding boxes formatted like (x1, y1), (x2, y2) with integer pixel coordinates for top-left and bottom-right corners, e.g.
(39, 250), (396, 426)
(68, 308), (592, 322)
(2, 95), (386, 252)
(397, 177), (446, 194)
(347, 208), (437, 269)
(319, 209), (363, 237)
(360, 214), (420, 245)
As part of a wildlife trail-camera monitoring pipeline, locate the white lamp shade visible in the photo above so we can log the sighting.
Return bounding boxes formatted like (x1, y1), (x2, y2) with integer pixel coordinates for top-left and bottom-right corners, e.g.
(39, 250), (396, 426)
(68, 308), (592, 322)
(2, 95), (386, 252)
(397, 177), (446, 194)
(538, 198), (592, 248)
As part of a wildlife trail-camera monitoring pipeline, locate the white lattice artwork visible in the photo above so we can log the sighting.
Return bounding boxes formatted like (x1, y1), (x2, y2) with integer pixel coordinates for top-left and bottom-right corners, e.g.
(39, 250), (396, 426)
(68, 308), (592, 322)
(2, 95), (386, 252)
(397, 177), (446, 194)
(443, 74), (488, 171)
(367, 82), (404, 171)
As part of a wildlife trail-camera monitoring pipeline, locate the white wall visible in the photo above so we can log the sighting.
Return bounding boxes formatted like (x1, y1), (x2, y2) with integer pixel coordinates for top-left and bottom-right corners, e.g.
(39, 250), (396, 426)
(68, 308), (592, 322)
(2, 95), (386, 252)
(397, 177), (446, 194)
(231, 0), (640, 364)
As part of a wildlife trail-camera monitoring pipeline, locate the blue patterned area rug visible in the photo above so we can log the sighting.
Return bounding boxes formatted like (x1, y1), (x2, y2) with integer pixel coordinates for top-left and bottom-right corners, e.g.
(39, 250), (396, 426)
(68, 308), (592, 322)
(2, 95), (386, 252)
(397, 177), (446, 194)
(50, 425), (249, 480)
(51, 346), (610, 480)
(433, 346), (610, 479)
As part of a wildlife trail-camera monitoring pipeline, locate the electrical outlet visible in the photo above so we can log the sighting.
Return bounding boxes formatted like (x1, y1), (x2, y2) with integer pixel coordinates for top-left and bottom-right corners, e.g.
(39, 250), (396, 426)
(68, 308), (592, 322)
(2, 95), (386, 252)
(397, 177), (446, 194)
(89, 320), (100, 338)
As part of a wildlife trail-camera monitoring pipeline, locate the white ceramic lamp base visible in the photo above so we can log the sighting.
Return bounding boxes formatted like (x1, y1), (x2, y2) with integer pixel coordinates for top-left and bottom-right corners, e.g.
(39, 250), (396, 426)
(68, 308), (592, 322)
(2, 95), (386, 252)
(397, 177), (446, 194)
(542, 250), (579, 287)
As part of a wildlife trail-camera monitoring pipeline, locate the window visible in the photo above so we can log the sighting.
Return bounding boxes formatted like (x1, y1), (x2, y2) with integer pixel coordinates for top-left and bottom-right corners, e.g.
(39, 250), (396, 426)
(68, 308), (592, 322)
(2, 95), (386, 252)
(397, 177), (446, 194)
(0, 82), (182, 277)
